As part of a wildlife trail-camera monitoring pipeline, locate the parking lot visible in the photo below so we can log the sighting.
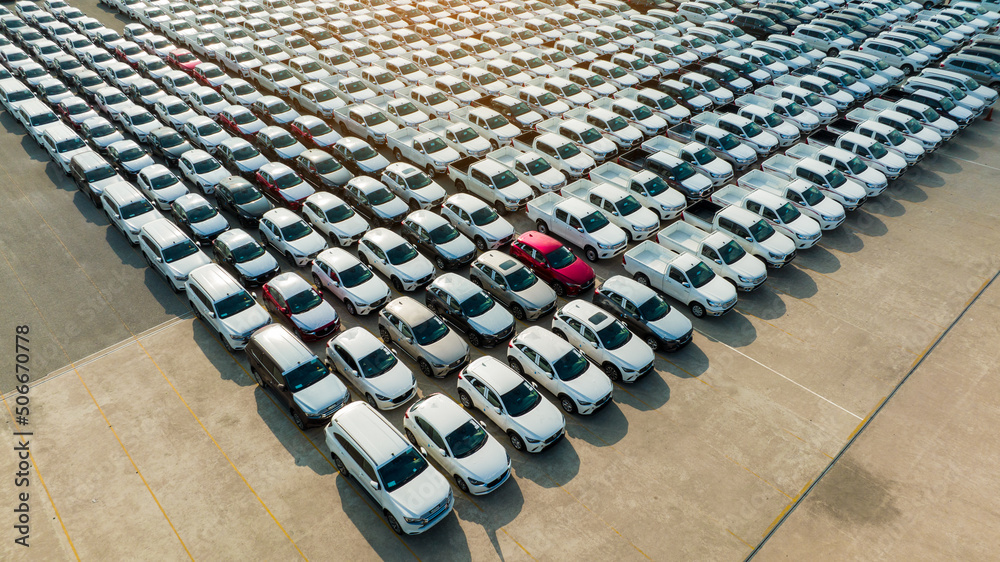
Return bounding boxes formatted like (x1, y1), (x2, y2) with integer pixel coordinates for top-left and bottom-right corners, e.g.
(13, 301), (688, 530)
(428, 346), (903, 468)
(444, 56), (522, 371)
(3, 0), (1000, 560)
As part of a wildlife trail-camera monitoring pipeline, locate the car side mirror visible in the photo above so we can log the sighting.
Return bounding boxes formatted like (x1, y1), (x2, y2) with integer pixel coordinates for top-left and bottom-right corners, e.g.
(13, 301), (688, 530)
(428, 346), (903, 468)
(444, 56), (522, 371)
(154, 256), (162, 263)
(348, 368), (359, 377)
(492, 406), (502, 415)
(744, 236), (753, 242)
(404, 336), (413, 344)
(331, 279), (340, 287)
(681, 281), (690, 288)
(368, 479), (380, 491)
(207, 310), (216, 318)
(575, 226), (584, 233)
(276, 383), (285, 391)
(531, 381), (538, 389)
(438, 447), (448, 458)
(714, 258), (723, 265)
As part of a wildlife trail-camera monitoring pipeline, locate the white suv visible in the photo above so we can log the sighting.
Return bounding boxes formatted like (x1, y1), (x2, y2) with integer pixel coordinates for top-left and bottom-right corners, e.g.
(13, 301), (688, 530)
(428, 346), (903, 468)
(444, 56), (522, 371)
(326, 327), (417, 410)
(185, 263), (271, 350)
(551, 299), (655, 382)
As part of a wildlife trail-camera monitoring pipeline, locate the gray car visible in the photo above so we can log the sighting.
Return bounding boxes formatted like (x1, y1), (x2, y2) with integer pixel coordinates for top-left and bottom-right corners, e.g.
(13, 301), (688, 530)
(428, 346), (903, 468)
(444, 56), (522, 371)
(940, 53), (1000, 89)
(469, 250), (557, 321)
(377, 296), (470, 378)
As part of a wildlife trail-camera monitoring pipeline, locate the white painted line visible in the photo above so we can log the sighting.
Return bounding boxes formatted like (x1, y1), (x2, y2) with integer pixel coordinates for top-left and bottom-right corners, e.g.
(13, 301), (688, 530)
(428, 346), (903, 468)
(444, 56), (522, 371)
(695, 329), (864, 420)
(947, 155), (1000, 173)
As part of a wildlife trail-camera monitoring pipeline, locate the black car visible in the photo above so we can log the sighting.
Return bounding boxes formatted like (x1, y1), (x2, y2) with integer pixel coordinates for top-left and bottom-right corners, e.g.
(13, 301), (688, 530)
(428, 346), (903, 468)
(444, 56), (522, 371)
(960, 46), (1000, 65)
(695, 62), (753, 95)
(748, 8), (798, 33)
(215, 176), (274, 227)
(825, 13), (881, 38)
(623, 0), (675, 12)
(652, 80), (704, 111)
(295, 148), (353, 190)
(731, 13), (786, 39)
(841, 8), (887, 31)
(764, 3), (815, 25)
(400, 210), (478, 270)
(710, 55), (772, 87)
(425, 277), (516, 348)
(147, 127), (193, 167)
(593, 279), (693, 352)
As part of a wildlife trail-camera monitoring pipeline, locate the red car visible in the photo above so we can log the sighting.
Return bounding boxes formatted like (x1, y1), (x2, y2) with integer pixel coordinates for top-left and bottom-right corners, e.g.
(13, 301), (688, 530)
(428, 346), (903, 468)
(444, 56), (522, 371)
(192, 63), (227, 91)
(166, 49), (201, 74)
(254, 162), (315, 211)
(114, 42), (144, 68)
(261, 272), (340, 341)
(215, 106), (265, 140)
(289, 115), (341, 148)
(509, 231), (595, 297)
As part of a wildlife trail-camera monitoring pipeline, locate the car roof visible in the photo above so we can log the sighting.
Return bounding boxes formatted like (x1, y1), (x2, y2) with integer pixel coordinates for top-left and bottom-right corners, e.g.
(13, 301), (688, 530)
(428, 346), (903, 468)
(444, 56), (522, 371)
(430, 272), (481, 301)
(517, 230), (563, 252)
(265, 271), (311, 298)
(513, 325), (574, 360)
(560, 299), (615, 330)
(188, 263), (244, 301)
(141, 217), (188, 245)
(263, 207), (301, 226)
(384, 295), (435, 325)
(412, 393), (471, 435)
(467, 355), (522, 393)
(102, 180), (144, 204)
(316, 246), (360, 271)
(332, 402), (409, 467)
(332, 326), (384, 358)
(216, 228), (257, 248)
(364, 226), (406, 248)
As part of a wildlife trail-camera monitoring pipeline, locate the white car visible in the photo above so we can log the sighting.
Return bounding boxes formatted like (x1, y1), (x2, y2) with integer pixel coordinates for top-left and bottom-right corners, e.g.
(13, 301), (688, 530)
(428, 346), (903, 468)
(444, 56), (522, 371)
(358, 227), (436, 292)
(402, 393), (511, 494)
(125, 79), (166, 108)
(161, 70), (198, 100)
(301, 192), (370, 247)
(551, 299), (656, 383)
(93, 87), (134, 120)
(507, 326), (614, 415)
(136, 163), (189, 210)
(138, 218), (212, 292)
(440, 193), (515, 251)
(182, 115), (231, 154)
(188, 86), (227, 117)
(327, 327), (416, 409)
(153, 95), (197, 129)
(178, 149), (228, 194)
(258, 207), (328, 267)
(380, 162), (446, 211)
(101, 181), (164, 245)
(118, 105), (163, 143)
(220, 78), (261, 107)
(311, 247), (390, 316)
(456, 356), (566, 453)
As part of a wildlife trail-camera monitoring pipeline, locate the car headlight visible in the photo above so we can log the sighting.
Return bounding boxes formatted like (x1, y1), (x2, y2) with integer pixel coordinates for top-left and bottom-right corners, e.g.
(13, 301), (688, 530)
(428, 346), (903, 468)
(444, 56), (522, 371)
(127, 224), (141, 234)
(524, 436), (541, 444)
(467, 477), (485, 486)
(577, 398), (593, 406)
(820, 214), (840, 222)
(597, 242), (614, 249)
(374, 393), (390, 401)
(631, 225), (644, 231)
(795, 232), (809, 240)
(706, 299), (726, 307)
(768, 252), (785, 260)
(403, 516), (423, 524)
(737, 275), (753, 283)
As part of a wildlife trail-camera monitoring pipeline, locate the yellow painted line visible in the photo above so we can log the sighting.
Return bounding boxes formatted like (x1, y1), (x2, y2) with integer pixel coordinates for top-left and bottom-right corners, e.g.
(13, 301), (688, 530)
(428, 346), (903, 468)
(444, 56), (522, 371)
(781, 428), (804, 443)
(763, 503), (794, 537)
(798, 479), (814, 498)
(723, 455), (793, 501)
(728, 529), (754, 550)
(500, 528), (536, 560)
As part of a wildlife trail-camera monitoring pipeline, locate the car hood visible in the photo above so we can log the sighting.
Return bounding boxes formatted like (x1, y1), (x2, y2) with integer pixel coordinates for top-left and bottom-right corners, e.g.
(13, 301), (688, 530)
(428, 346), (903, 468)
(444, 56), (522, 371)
(312, 130), (342, 146)
(373, 196), (408, 219)
(292, 374), (349, 413)
(535, 168), (566, 188)
(279, 181), (314, 202)
(420, 330), (468, 366)
(553, 255), (595, 285)
(123, 209), (165, 233)
(609, 335), (655, 371)
(390, 468), (450, 519)
(913, 127), (941, 145)
(346, 275), (390, 304)
(235, 252), (279, 277)
(236, 196), (272, 217)
(458, 436), (508, 482)
(437, 235), (476, 259)
(169, 251), (212, 276)
(358, 153), (390, 172)
(286, 230), (327, 256)
(468, 305), (514, 336)
(224, 304), (270, 336)
(394, 253), (435, 281)
(565, 152), (596, 171)
(190, 213), (229, 236)
(236, 153), (269, 172)
(328, 213), (368, 237)
(291, 300), (339, 331)
(499, 181), (533, 202)
(122, 154), (155, 171)
(366, 361), (414, 398)
(275, 143), (307, 159)
(561, 363), (613, 403)
(319, 167), (353, 186)
(197, 167), (230, 185)
(510, 397), (563, 441)
(759, 229), (796, 256)
(238, 121), (266, 135)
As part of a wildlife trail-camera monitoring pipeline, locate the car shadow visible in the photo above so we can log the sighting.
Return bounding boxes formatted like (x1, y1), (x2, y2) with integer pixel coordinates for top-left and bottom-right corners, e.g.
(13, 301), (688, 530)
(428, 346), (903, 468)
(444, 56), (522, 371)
(819, 222), (864, 253)
(886, 177), (928, 203)
(614, 370), (670, 411)
(955, 128), (995, 148)
(906, 165), (946, 188)
(664, 341), (710, 378)
(569, 401), (628, 446)
(736, 285), (786, 321)
(690, 309), (757, 348)
(765, 264), (818, 300)
(794, 245), (840, 275)
(937, 141), (978, 162)
(860, 195), (905, 218)
(509, 436), (580, 489)
(920, 152), (963, 175)
(448, 477), (526, 562)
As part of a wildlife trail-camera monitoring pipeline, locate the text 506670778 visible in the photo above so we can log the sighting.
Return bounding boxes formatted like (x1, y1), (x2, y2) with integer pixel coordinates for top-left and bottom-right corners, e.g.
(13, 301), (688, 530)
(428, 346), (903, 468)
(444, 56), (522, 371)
(13, 324), (31, 548)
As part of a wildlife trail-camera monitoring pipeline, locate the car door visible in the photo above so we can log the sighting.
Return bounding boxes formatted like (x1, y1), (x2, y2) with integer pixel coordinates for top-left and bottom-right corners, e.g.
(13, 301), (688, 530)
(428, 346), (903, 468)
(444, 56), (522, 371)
(259, 217), (278, 246)
(414, 416), (453, 472)
(395, 317), (418, 358)
(667, 265), (691, 300)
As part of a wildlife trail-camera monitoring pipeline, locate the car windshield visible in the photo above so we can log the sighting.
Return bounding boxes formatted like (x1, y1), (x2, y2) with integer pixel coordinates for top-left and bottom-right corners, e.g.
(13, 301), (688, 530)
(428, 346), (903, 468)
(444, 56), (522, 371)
(551, 349), (588, 381)
(192, 158), (220, 174)
(743, 122), (764, 137)
(84, 163), (117, 183)
(215, 290), (255, 318)
(903, 118), (923, 134)
(937, 97), (956, 110)
(501, 381), (541, 417)
(444, 419), (487, 459)
(131, 111), (155, 125)
(692, 148), (715, 164)
(429, 224), (459, 244)
(231, 241), (265, 262)
(413, 316), (448, 345)
(119, 199), (153, 219)
(596, 320), (630, 349)
(762, 112), (783, 128)
(775, 202), (801, 224)
(232, 111), (258, 126)
(373, 71), (394, 84)
(280, 221), (312, 241)
(90, 124), (117, 138)
(460, 292), (494, 316)
(749, 218), (775, 241)
(118, 146), (146, 161)
(105, 93), (129, 105)
(886, 129), (906, 145)
(504, 265), (537, 291)
(711, 238), (745, 265)
(793, 184), (823, 207)
(386, 243), (417, 265)
(638, 294), (670, 321)
(358, 346), (396, 378)
(197, 122), (221, 136)
(545, 246), (576, 269)
(165, 102), (188, 115)
(922, 107), (940, 122)
(377, 447), (427, 493)
(579, 128), (604, 144)
(285, 287), (323, 314)
(605, 116), (629, 132)
(354, 145), (379, 160)
(616, 196), (641, 215)
(284, 358), (327, 392)
(525, 157), (551, 175)
(148, 171), (179, 189)
(580, 211), (609, 233)
(685, 262), (715, 288)
(802, 92), (822, 106)
(163, 240), (198, 263)
(500, 64), (520, 77)
(492, 170), (518, 189)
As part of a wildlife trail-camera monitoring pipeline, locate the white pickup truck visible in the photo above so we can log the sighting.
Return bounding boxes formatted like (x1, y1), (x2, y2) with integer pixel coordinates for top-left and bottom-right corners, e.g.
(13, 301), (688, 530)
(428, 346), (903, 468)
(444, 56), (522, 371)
(845, 107), (942, 152)
(656, 222), (767, 292)
(368, 95), (429, 129)
(784, 143), (887, 197)
(447, 156), (534, 214)
(349, 66), (406, 96)
(387, 128), (461, 176)
(564, 106), (643, 149)
(773, 74), (854, 111)
(711, 185), (823, 249)
(449, 105), (521, 149)
(561, 179), (660, 242)
(511, 130), (596, 178)
(614, 87), (691, 125)
(623, 137), (732, 187)
(398, 84), (459, 118)
(735, 94), (820, 133)
(249, 63), (301, 96)
(864, 97), (958, 140)
(682, 200), (797, 268)
(588, 96), (668, 138)
(738, 170), (846, 230)
(754, 85), (838, 124)
(485, 146), (567, 195)
(690, 111), (779, 155)
(332, 104), (398, 146)
(761, 154), (868, 211)
(623, 241), (738, 318)
(536, 117), (618, 163)
(526, 193), (628, 262)
(418, 118), (491, 158)
(287, 82), (345, 118)
(589, 162), (689, 220)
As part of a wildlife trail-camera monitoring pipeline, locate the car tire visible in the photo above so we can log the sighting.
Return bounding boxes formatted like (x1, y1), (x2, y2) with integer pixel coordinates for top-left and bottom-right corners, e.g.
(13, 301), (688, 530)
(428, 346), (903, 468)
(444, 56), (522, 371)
(378, 325), (392, 343)
(408, 198), (421, 212)
(553, 282), (566, 297)
(507, 357), (523, 374)
(494, 200), (508, 215)
(345, 300), (358, 316)
(366, 394), (378, 409)
(291, 409), (306, 429)
(470, 275), (483, 288)
(468, 331), (482, 348)
(404, 429), (417, 445)
(332, 453), (347, 475)
(435, 256), (447, 270)
(634, 273), (650, 287)
(189, 300), (202, 319)
(218, 330), (234, 352)
(417, 358), (433, 377)
(827, 48), (838, 57)
(425, 164), (436, 177)
(312, 273), (324, 289)
(584, 246), (598, 262)
(510, 303), (526, 320)
(645, 335), (660, 351)
(474, 236), (487, 251)
(391, 276), (404, 292)
(284, 251), (295, 266)
(689, 302), (706, 318)
(490, 139), (499, 150)
(392, 148), (402, 160)
(535, 220), (548, 234)
(454, 475), (470, 494)
(385, 511), (404, 535)
(553, 328), (566, 340)
(559, 394), (577, 415)
(249, 366), (263, 386)
(603, 362), (622, 382)
(902, 64), (913, 75)
(455, 180), (466, 193)
(358, 253), (369, 266)
(458, 389), (473, 409)
(508, 431), (525, 452)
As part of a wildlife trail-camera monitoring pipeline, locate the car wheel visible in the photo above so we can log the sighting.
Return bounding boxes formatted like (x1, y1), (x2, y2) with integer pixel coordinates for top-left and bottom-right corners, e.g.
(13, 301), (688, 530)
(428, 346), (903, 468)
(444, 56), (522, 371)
(507, 357), (523, 374)
(408, 198), (421, 212)
(345, 300), (358, 316)
(391, 276), (404, 292)
(249, 366), (263, 386)
(425, 164), (436, 177)
(490, 139), (499, 150)
(332, 453), (347, 475)
(634, 273), (650, 287)
(689, 302), (706, 318)
(404, 429), (416, 445)
(468, 332), (481, 347)
(553, 282), (566, 297)
(358, 253), (369, 266)
(455, 180), (466, 193)
(284, 252), (296, 266)
(559, 395), (577, 415)
(645, 335), (660, 351)
(494, 200), (508, 215)
(291, 409), (306, 429)
(474, 236), (487, 251)
(553, 328), (566, 340)
(218, 330), (234, 352)
(312, 273), (323, 289)
(385, 511), (404, 535)
(508, 431), (525, 452)
(470, 275), (483, 288)
(458, 389), (473, 409)
(827, 48), (838, 57)
(189, 300), (202, 319)
(454, 475), (470, 494)
(378, 325), (392, 343)
(603, 362), (622, 382)
(584, 246), (598, 262)
(366, 394), (378, 409)
(902, 64), (913, 75)
(435, 256), (447, 270)
(418, 358), (434, 377)
(511, 304), (526, 320)
(535, 220), (548, 234)
(392, 148), (402, 160)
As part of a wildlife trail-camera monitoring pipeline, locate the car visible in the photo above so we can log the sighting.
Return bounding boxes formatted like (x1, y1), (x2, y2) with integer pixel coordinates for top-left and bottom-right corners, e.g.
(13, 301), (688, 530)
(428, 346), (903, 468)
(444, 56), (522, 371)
(153, 95), (197, 129)
(439, 193), (515, 252)
(593, 275), (693, 352)
(184, 263), (270, 351)
(332, 136), (391, 176)
(341, 176), (409, 227)
(79, 116), (124, 155)
(192, 63), (227, 90)
(261, 272), (340, 341)
(182, 115), (231, 153)
(377, 296), (470, 378)
(254, 162), (315, 211)
(468, 250), (557, 322)
(327, 327), (417, 409)
(93, 86), (134, 120)
(456, 356), (565, 452)
(100, 180), (164, 245)
(106, 139), (154, 180)
(161, 69), (198, 100)
(324, 402), (454, 535)
(55, 95), (97, 130)
(138, 218), (212, 292)
(311, 247), (391, 317)
(188, 86), (228, 117)
(256, 125), (308, 163)
(251, 95), (300, 125)
(215, 105), (266, 140)
(425, 273), (516, 348)
(125, 78), (166, 109)
(34, 77), (73, 105)
(551, 299), (656, 382)
(214, 176), (274, 228)
(215, 137), (270, 179)
(136, 164), (189, 210)
(220, 78), (262, 107)
(380, 163), (446, 211)
(509, 230), (595, 297)
(400, 210), (477, 271)
(358, 228), (436, 293)
(301, 192), (369, 247)
(170, 193), (230, 246)
(506, 326), (614, 415)
(295, 149), (354, 190)
(167, 48), (201, 74)
(146, 126), (192, 167)
(401, 393), (511, 494)
(259, 207), (328, 267)
(68, 69), (106, 101)
(289, 115), (342, 148)
(210, 228), (280, 287)
(68, 150), (125, 206)
(118, 105), (162, 143)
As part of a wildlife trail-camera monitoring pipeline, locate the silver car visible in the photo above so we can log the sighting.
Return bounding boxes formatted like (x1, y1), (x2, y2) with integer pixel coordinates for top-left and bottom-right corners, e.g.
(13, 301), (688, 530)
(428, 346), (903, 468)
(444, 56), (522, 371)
(377, 296), (470, 378)
(469, 250), (557, 322)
